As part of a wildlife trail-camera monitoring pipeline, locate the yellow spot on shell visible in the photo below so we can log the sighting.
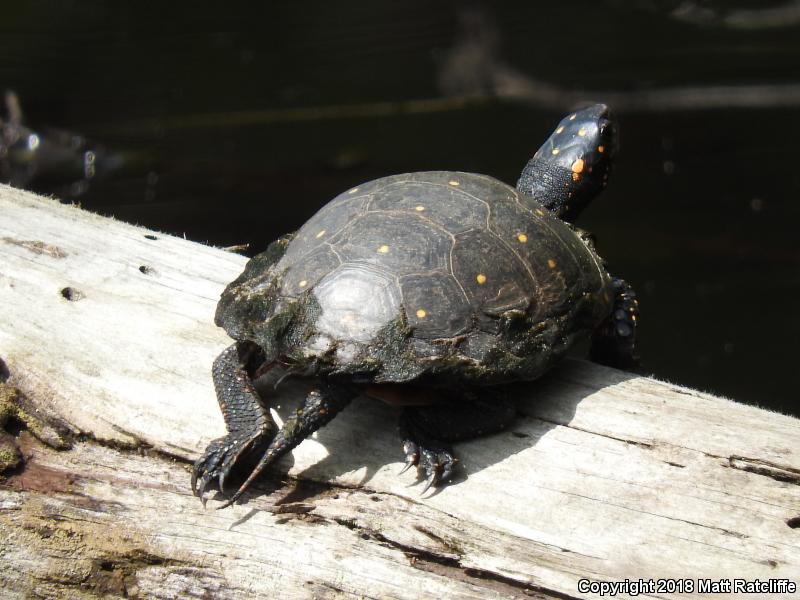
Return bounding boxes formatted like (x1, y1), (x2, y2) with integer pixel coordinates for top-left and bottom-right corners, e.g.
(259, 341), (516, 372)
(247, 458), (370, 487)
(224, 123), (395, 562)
(348, 187), (359, 194)
(547, 259), (557, 269)
(578, 128), (587, 137)
(598, 145), (605, 153)
(551, 148), (560, 155)
(377, 245), (389, 253)
(568, 113), (576, 120)
(315, 230), (326, 238)
(534, 208), (545, 216)
(415, 205), (425, 212)
(476, 273), (487, 285)
(556, 126), (564, 134)
(571, 158), (585, 174)
(416, 309), (427, 318)
(448, 180), (460, 186)
(298, 280), (308, 288)
(517, 233), (528, 243)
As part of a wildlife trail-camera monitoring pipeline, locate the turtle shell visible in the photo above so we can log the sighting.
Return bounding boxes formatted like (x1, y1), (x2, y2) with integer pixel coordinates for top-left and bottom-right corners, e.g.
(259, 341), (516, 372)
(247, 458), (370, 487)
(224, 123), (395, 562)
(216, 171), (613, 385)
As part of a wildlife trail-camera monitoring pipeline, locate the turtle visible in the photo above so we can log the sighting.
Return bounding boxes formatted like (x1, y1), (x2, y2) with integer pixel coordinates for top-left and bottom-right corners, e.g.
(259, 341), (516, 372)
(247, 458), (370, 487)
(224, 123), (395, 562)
(192, 103), (639, 507)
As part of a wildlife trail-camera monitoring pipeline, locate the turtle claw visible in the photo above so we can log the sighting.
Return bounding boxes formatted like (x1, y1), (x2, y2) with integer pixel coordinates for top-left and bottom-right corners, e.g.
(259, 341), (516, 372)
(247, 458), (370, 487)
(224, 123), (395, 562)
(191, 431), (271, 507)
(400, 439), (419, 474)
(420, 468), (440, 494)
(398, 435), (456, 493)
(417, 445), (455, 493)
(217, 445), (250, 494)
(196, 472), (216, 508)
(399, 456), (416, 475)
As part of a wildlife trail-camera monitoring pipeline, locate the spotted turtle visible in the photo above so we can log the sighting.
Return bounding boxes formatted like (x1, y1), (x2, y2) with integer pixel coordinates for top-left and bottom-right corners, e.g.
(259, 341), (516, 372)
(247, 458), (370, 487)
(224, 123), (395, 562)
(192, 104), (639, 507)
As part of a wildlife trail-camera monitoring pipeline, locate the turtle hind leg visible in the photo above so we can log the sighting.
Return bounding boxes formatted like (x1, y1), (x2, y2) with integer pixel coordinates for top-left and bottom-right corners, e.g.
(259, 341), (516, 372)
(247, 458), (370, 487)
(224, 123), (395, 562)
(216, 380), (355, 509)
(192, 342), (278, 505)
(399, 391), (517, 492)
(590, 278), (640, 370)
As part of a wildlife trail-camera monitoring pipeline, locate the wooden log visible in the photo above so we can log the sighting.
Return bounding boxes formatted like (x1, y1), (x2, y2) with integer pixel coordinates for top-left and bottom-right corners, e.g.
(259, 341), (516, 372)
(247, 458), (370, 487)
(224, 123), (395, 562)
(1, 184), (798, 599)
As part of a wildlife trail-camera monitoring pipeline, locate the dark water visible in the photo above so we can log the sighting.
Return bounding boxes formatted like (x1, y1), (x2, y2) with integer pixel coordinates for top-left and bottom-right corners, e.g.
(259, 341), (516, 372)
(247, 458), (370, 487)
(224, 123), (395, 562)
(3, 2), (799, 416)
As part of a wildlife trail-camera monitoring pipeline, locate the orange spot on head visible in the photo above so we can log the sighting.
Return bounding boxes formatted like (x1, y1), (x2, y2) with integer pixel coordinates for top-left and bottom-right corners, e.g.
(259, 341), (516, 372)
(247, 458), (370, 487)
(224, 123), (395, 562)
(517, 233), (528, 243)
(416, 308), (427, 318)
(572, 172), (581, 182)
(571, 158), (585, 174)
(476, 273), (487, 285)
(598, 145), (605, 153)
(547, 259), (557, 269)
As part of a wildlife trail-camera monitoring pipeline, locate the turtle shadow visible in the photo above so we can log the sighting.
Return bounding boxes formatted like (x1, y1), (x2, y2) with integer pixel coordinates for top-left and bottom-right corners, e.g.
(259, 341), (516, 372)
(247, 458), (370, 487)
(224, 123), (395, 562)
(449, 358), (642, 482)
(224, 357), (641, 505)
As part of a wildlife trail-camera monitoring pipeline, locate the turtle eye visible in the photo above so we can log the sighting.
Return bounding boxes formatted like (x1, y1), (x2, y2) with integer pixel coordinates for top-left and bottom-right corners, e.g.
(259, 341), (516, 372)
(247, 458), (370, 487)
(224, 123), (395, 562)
(596, 117), (618, 159)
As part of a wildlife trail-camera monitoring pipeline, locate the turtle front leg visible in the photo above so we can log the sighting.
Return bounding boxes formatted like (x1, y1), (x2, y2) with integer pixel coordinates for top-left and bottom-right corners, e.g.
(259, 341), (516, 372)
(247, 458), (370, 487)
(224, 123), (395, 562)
(399, 391), (517, 492)
(216, 380), (356, 508)
(590, 277), (640, 369)
(192, 342), (277, 505)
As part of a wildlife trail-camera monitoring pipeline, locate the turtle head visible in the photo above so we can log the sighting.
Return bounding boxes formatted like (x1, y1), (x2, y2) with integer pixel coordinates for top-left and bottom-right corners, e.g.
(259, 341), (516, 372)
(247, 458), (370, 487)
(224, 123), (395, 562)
(516, 104), (617, 223)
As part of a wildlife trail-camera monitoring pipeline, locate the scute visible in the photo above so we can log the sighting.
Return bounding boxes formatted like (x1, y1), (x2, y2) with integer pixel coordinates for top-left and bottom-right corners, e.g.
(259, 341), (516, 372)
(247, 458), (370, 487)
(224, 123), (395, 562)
(400, 272), (471, 339)
(279, 245), (341, 297)
(487, 198), (583, 317)
(312, 264), (401, 344)
(344, 172), (414, 196)
(331, 212), (451, 275)
(451, 229), (534, 317)
(409, 171), (517, 206)
(368, 181), (488, 234)
(513, 190), (607, 302)
(278, 192), (370, 267)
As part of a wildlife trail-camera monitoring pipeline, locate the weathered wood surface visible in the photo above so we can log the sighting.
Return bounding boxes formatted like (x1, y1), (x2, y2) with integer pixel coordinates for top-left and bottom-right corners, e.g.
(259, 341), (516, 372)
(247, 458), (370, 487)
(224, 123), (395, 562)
(1, 184), (798, 599)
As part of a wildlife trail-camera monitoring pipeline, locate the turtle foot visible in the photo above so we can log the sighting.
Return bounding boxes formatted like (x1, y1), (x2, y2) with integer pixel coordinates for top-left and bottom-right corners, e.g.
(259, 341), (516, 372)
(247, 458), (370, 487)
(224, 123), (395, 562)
(591, 277), (640, 370)
(191, 429), (272, 506)
(401, 436), (457, 493)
